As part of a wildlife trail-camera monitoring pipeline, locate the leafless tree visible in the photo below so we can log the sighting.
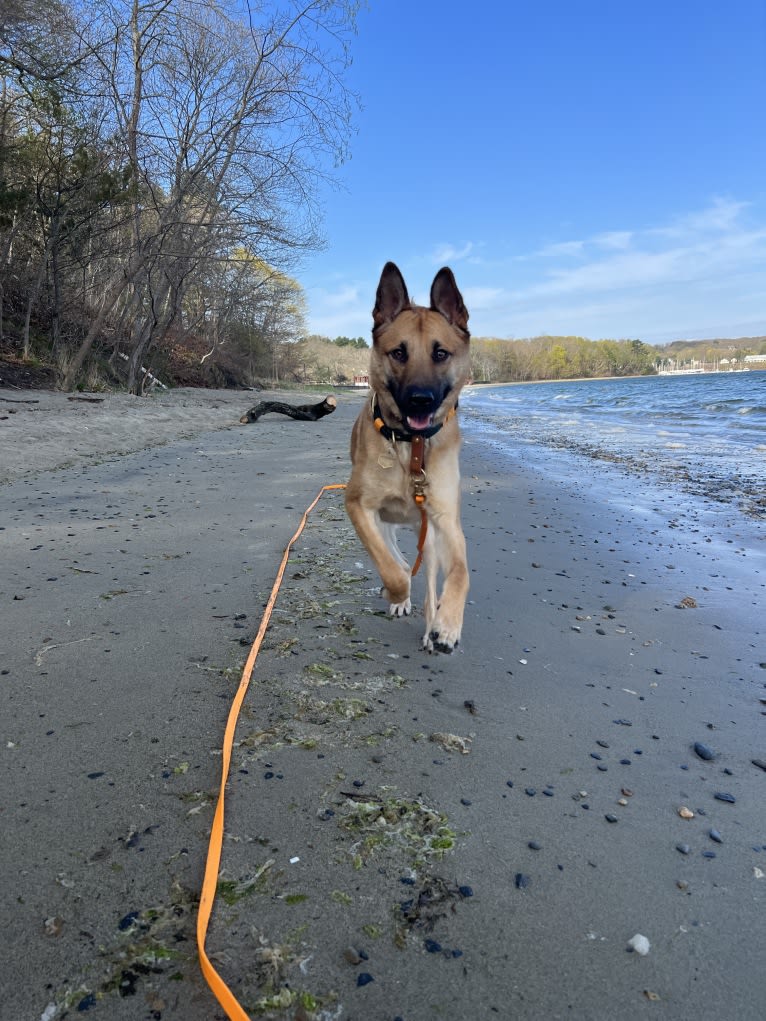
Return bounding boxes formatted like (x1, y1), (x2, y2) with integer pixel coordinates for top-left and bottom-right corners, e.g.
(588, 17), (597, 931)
(58, 0), (358, 392)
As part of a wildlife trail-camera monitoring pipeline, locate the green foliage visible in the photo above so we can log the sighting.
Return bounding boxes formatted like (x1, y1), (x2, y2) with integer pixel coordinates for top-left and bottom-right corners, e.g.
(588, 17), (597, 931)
(332, 335), (368, 349)
(471, 334), (657, 383)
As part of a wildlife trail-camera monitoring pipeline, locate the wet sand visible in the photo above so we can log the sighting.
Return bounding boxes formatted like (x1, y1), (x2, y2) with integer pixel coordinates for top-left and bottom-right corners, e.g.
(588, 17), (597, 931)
(1, 387), (764, 1021)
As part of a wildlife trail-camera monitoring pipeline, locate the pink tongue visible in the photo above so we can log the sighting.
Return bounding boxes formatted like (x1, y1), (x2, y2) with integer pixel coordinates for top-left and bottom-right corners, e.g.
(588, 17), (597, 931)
(407, 413), (433, 431)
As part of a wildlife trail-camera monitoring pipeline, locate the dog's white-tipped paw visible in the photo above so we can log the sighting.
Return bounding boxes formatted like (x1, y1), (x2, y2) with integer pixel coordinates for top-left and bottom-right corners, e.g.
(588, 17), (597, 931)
(389, 598), (412, 618)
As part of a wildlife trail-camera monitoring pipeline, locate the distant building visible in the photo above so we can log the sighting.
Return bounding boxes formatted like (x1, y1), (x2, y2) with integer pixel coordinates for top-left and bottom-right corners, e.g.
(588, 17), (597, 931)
(353, 374), (370, 387)
(744, 354), (766, 363)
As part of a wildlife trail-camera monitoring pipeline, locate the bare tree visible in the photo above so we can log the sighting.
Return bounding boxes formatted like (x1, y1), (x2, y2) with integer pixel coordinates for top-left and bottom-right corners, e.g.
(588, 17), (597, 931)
(59, 0), (358, 392)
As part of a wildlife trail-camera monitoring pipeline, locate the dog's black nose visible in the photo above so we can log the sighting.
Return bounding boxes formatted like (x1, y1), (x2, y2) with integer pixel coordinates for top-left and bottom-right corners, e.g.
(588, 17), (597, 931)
(407, 388), (436, 410)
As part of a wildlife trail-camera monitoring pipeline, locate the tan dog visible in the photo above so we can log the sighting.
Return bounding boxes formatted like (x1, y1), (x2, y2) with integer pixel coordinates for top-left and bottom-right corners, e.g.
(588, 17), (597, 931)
(345, 262), (471, 652)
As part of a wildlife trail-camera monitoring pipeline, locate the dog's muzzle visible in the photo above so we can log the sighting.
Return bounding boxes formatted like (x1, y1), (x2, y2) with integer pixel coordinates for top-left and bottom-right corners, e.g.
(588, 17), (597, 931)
(402, 386), (444, 433)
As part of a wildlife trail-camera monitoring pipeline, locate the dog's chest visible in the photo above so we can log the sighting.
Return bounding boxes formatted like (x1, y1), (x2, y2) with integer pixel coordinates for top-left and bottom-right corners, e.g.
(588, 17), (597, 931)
(374, 438), (423, 524)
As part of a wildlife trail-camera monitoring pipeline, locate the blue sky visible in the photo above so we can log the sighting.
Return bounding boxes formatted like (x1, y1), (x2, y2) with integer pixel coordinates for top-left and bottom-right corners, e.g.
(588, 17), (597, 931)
(299, 0), (766, 345)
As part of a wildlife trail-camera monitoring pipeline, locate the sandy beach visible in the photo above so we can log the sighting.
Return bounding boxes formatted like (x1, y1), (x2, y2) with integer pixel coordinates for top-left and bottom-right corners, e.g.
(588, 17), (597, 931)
(1, 385), (764, 1021)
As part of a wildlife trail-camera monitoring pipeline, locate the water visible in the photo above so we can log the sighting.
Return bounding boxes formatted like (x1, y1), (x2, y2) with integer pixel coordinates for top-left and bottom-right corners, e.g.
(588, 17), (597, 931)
(461, 371), (766, 519)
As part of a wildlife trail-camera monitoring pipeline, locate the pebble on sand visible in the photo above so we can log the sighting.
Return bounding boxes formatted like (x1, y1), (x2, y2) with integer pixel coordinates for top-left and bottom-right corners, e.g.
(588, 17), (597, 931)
(627, 934), (651, 956)
(693, 741), (716, 761)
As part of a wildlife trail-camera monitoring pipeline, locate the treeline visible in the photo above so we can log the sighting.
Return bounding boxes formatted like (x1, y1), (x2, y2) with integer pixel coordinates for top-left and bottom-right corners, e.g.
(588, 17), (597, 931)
(0, 0), (358, 392)
(470, 335), (656, 382)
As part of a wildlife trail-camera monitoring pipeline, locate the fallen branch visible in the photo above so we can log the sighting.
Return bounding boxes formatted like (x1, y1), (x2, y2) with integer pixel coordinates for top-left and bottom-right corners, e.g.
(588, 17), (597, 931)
(240, 395), (337, 424)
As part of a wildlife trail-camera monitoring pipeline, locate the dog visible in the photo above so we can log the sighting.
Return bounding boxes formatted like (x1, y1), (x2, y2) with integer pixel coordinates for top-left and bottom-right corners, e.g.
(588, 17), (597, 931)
(345, 261), (471, 653)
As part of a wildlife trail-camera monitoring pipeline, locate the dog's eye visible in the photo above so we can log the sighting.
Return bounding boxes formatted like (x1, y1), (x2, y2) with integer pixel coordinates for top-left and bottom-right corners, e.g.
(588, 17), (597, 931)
(389, 345), (407, 363)
(433, 347), (451, 363)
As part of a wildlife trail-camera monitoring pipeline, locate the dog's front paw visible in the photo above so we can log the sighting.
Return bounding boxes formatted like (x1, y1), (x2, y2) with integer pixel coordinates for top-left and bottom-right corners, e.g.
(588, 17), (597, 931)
(422, 626), (461, 654)
(389, 597), (412, 617)
(381, 584), (411, 618)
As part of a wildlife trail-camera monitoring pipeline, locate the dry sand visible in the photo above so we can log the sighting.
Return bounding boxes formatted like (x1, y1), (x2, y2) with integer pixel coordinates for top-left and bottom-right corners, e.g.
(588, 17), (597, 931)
(1, 385), (764, 1021)
(0, 387), (280, 484)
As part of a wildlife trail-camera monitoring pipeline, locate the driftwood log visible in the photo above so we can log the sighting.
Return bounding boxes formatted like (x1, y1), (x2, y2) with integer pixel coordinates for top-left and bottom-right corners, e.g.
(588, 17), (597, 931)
(239, 395), (337, 424)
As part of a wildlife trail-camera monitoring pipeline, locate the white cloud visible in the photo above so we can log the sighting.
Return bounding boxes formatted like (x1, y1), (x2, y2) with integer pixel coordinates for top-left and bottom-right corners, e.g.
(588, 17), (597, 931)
(463, 285), (507, 309)
(652, 196), (750, 238)
(305, 279), (372, 338)
(593, 230), (633, 250)
(515, 199), (766, 306)
(305, 199), (766, 342)
(535, 239), (586, 258)
(321, 284), (362, 309)
(431, 241), (475, 263)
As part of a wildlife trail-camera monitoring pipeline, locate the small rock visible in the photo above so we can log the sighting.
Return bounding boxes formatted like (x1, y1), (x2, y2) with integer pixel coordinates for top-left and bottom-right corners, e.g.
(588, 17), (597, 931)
(344, 947), (362, 965)
(357, 973), (374, 987)
(514, 873), (530, 889)
(701, 850), (717, 859)
(429, 732), (471, 755)
(676, 880), (689, 890)
(678, 806), (694, 819)
(714, 792), (736, 804)
(617, 798), (628, 807)
(43, 916), (64, 937)
(676, 843), (691, 855)
(424, 939), (442, 953)
(525, 787), (536, 797)
(676, 596), (697, 608)
(627, 933), (650, 956)
(605, 813), (618, 823)
(751, 759), (766, 773)
(528, 840), (542, 850)
(709, 828), (723, 844)
(693, 741), (716, 761)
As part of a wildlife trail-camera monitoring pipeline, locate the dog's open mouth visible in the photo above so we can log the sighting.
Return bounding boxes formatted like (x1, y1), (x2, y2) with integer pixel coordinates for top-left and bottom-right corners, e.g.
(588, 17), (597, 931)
(406, 412), (435, 432)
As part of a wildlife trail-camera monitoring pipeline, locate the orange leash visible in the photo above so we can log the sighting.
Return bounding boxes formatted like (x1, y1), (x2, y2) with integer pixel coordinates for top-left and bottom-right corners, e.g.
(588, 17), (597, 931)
(411, 498), (428, 577)
(196, 483), (347, 1020)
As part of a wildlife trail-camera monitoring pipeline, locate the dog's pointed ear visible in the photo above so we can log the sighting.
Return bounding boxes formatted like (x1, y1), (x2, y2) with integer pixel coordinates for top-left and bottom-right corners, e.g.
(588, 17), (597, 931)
(430, 267), (469, 332)
(373, 262), (410, 327)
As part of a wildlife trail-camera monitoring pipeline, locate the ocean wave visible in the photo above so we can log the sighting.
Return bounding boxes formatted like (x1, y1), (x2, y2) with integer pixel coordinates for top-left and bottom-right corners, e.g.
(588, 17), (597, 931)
(462, 371), (766, 519)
